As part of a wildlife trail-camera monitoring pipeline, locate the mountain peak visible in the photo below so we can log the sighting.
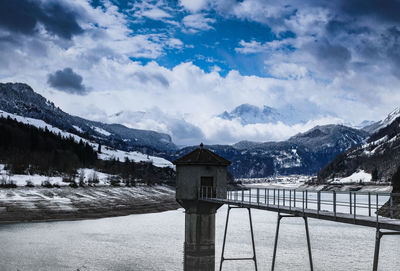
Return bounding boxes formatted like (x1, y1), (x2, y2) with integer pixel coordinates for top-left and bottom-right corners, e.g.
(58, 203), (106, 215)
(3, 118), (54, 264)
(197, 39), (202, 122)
(363, 107), (400, 134)
(218, 103), (284, 125)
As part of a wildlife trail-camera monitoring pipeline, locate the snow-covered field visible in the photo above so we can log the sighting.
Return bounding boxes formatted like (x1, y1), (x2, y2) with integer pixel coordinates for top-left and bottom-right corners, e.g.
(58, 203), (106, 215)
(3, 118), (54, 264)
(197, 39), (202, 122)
(0, 165), (119, 187)
(330, 169), (372, 184)
(0, 110), (173, 168)
(238, 175), (312, 185)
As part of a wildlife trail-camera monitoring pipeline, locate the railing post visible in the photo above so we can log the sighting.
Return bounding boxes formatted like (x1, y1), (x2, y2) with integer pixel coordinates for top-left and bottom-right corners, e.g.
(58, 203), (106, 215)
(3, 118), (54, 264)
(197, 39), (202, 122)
(368, 192), (371, 217)
(354, 193), (357, 221)
(333, 191), (336, 219)
(283, 189), (286, 207)
(294, 189), (296, 208)
(306, 191), (308, 209)
(349, 192), (352, 215)
(265, 188), (267, 205)
(267, 189), (269, 206)
(302, 191), (305, 214)
(376, 194), (379, 226)
(317, 191), (321, 215)
(242, 188), (244, 203)
(249, 189), (252, 203)
(278, 189), (280, 210)
(274, 189), (276, 205)
(257, 188), (260, 205)
(289, 190), (292, 210)
(390, 193), (393, 219)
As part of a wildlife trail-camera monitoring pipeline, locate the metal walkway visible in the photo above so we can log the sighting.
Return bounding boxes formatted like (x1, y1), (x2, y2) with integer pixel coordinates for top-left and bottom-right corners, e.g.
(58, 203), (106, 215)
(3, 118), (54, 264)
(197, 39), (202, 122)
(200, 187), (400, 231)
(199, 187), (400, 270)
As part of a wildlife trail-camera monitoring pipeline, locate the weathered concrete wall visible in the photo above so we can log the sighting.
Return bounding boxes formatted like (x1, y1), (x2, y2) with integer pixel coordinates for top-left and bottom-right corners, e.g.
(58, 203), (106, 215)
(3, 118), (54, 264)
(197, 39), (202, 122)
(176, 165), (227, 200)
(184, 207), (216, 271)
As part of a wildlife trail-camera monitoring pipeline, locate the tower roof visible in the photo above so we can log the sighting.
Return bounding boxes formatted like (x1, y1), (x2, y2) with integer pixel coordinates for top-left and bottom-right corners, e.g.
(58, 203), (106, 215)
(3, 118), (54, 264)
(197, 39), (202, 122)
(173, 143), (231, 166)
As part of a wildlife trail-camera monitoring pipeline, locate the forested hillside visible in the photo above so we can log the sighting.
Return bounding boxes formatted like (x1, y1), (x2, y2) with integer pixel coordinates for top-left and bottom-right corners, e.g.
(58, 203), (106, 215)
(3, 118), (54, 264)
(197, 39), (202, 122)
(0, 116), (175, 185)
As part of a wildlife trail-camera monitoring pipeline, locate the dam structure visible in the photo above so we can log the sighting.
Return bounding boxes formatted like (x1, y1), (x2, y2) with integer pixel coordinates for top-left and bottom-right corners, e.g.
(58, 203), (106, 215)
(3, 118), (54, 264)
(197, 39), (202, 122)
(174, 144), (400, 271)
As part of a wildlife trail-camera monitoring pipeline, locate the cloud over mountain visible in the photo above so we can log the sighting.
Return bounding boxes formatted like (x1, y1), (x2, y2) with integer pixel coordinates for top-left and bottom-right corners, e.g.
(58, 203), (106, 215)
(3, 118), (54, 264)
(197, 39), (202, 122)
(47, 68), (86, 95)
(0, 0), (400, 145)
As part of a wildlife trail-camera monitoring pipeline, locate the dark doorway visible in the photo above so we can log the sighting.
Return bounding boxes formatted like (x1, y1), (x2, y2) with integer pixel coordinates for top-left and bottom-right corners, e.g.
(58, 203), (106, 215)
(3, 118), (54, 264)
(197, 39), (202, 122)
(200, 176), (215, 198)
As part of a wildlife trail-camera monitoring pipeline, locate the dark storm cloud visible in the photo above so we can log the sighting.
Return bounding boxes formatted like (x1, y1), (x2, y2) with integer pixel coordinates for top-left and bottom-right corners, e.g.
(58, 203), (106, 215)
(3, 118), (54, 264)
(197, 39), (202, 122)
(383, 26), (400, 77)
(312, 39), (352, 71)
(0, 0), (84, 39)
(133, 71), (170, 87)
(325, 20), (371, 35)
(47, 68), (87, 94)
(339, 0), (400, 23)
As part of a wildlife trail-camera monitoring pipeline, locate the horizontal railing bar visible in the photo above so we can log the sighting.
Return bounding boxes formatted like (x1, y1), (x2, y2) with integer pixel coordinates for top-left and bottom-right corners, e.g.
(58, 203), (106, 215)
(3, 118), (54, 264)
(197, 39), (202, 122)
(222, 257), (255, 261)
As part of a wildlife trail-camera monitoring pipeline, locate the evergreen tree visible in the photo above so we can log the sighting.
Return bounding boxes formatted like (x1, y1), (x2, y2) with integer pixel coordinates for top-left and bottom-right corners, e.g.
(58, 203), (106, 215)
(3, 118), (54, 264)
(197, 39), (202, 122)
(372, 168), (379, 182)
(392, 165), (400, 193)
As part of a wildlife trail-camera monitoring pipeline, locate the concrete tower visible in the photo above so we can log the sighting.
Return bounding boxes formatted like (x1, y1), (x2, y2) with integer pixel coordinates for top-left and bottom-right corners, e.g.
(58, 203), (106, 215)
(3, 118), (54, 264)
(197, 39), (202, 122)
(173, 143), (231, 271)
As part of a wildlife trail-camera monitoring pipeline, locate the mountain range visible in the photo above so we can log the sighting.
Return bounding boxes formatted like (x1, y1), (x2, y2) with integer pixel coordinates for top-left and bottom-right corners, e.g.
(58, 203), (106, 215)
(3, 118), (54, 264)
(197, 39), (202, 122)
(218, 103), (334, 125)
(319, 108), (400, 182)
(173, 125), (368, 178)
(0, 83), (177, 155)
(1, 82), (398, 180)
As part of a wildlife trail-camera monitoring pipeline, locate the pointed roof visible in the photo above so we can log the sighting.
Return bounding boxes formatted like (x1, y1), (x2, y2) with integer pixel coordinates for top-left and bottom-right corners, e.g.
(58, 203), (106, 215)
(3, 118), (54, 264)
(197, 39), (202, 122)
(173, 143), (231, 166)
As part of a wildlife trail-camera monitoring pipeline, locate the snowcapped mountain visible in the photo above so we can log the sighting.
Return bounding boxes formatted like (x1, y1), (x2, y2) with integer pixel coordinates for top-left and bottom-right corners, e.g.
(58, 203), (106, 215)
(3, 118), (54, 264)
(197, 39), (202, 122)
(172, 124), (368, 178)
(218, 104), (285, 125)
(218, 103), (335, 125)
(362, 107), (400, 134)
(0, 83), (177, 154)
(318, 108), (400, 183)
(287, 125), (368, 153)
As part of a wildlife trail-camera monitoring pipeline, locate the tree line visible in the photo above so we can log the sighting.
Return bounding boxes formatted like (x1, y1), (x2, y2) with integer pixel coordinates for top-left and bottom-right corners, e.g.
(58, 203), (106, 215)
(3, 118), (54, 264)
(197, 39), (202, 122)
(0, 116), (175, 185)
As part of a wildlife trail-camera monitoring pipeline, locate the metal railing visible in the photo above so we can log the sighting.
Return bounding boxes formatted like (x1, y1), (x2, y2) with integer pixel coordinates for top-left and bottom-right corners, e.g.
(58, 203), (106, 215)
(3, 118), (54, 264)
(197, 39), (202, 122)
(199, 186), (399, 224)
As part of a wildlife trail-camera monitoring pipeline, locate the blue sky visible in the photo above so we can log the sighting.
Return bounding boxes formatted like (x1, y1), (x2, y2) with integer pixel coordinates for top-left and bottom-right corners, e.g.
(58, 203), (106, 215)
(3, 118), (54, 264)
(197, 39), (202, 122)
(0, 0), (400, 145)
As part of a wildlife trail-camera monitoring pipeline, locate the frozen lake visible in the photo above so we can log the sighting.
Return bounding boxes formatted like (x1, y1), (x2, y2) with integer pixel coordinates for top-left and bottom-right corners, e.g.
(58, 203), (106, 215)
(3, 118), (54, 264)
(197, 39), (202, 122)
(0, 203), (400, 271)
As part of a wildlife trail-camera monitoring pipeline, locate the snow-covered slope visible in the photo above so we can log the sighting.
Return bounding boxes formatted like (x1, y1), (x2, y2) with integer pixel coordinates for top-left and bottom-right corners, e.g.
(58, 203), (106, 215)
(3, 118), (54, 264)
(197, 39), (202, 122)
(319, 108), (400, 182)
(0, 82), (177, 153)
(363, 107), (400, 134)
(0, 110), (173, 168)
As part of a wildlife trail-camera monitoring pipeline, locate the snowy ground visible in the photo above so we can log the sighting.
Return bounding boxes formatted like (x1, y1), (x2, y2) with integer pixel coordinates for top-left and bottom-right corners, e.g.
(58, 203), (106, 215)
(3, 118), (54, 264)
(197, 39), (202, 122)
(0, 165), (119, 187)
(0, 185), (178, 223)
(238, 175), (312, 185)
(330, 169), (372, 184)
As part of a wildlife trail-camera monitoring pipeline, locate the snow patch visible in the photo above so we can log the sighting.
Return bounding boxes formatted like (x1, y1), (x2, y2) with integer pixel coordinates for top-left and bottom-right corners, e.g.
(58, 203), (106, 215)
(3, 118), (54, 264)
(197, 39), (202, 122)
(91, 126), (111, 136)
(73, 125), (83, 133)
(98, 147), (173, 168)
(332, 170), (372, 184)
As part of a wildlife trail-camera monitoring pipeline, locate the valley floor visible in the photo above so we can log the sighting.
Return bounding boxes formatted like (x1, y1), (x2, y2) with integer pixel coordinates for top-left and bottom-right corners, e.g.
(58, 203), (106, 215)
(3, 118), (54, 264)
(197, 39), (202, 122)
(0, 185), (179, 223)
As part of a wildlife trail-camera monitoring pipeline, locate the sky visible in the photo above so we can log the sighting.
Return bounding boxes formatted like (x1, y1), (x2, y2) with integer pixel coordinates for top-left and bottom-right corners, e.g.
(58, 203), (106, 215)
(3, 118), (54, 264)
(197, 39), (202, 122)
(1, 0), (400, 146)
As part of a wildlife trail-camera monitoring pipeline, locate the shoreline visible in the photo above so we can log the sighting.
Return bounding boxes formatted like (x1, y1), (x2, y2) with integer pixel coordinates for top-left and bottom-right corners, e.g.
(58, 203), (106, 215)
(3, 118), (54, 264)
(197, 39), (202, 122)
(0, 185), (180, 224)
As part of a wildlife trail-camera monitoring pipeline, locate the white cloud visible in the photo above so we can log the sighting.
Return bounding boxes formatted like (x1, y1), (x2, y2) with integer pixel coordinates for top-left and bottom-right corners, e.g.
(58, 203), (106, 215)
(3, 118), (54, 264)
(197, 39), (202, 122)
(2, 0), (400, 147)
(179, 0), (209, 13)
(141, 8), (172, 20)
(197, 116), (344, 144)
(182, 14), (216, 33)
(268, 62), (308, 79)
(129, 0), (175, 22)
